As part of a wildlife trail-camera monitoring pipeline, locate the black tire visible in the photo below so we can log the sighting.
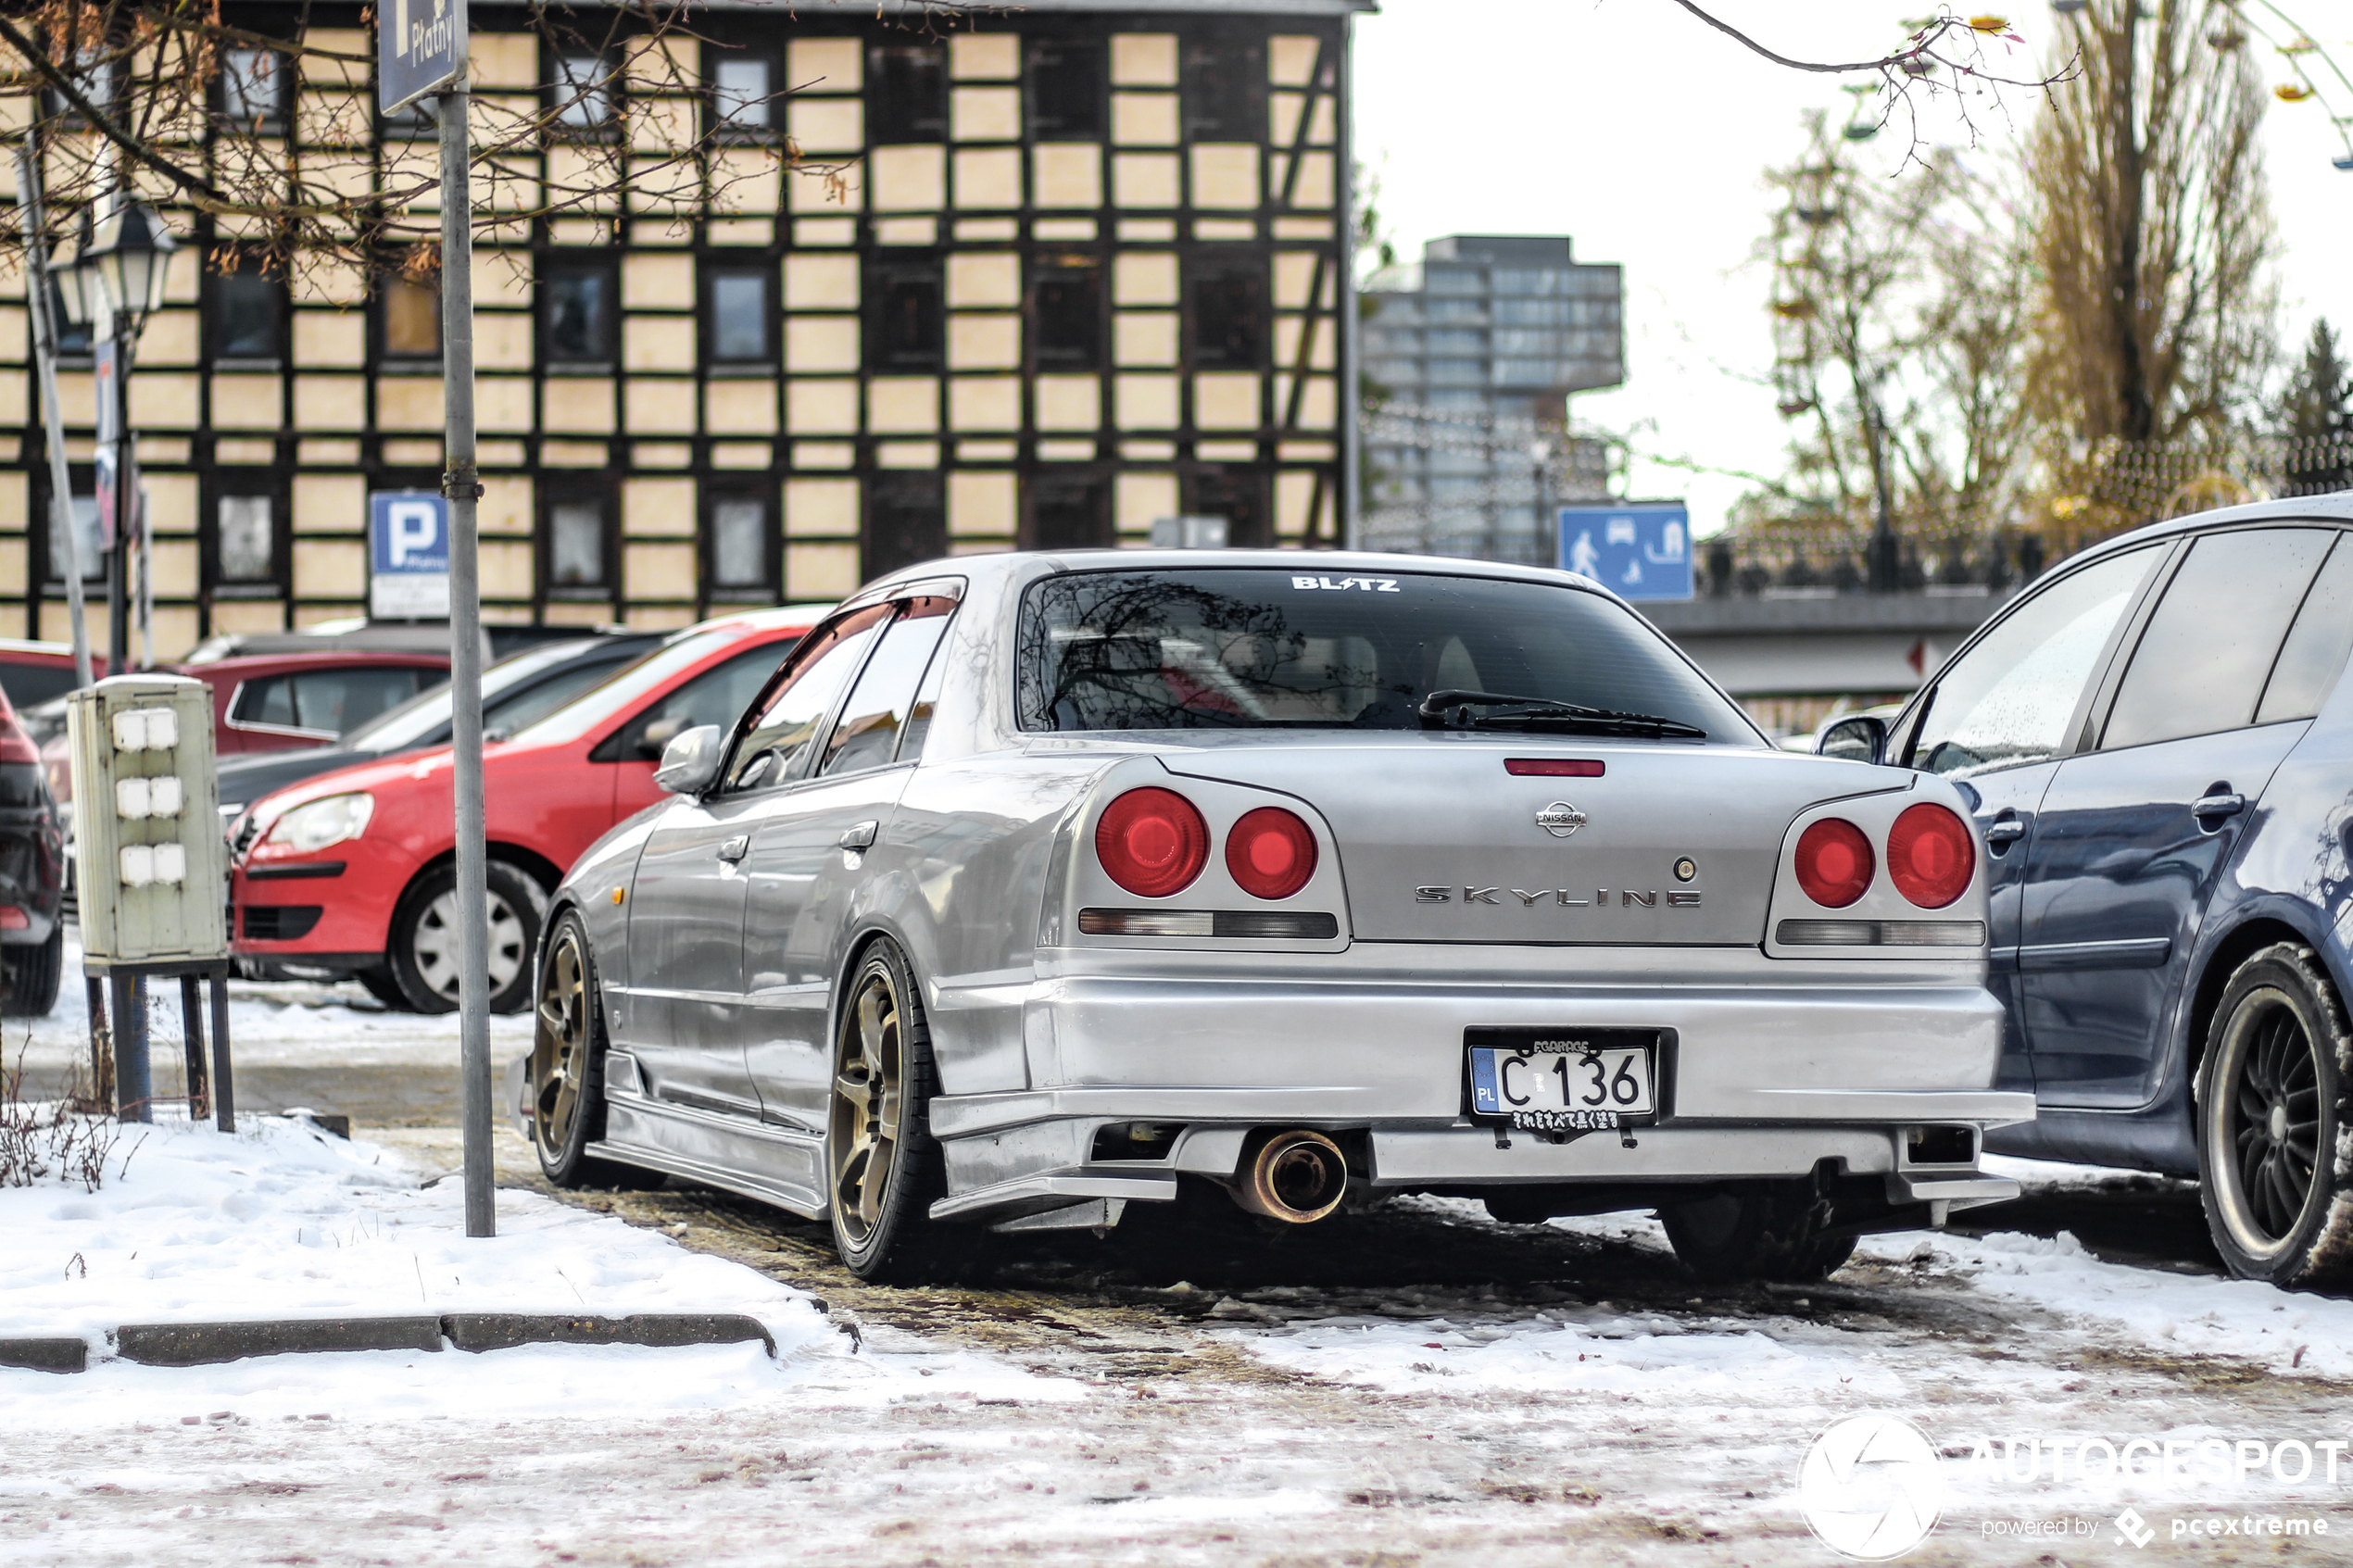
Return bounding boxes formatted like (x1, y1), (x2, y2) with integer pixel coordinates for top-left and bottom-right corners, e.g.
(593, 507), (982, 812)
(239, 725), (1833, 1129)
(387, 860), (546, 1015)
(2196, 942), (2353, 1287)
(826, 938), (972, 1284)
(1662, 1182), (1857, 1284)
(1, 928), (63, 1018)
(530, 908), (664, 1190)
(355, 966), (412, 1011)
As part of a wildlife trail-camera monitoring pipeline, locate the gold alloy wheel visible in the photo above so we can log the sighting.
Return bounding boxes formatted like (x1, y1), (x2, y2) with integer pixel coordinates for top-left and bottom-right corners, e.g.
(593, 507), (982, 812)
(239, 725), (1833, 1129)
(829, 960), (906, 1242)
(531, 923), (592, 1157)
(2208, 985), (2323, 1257)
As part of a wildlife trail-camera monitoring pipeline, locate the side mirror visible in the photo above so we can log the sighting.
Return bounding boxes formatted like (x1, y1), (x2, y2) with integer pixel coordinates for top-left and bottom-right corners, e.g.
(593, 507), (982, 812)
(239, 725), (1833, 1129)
(652, 723), (724, 795)
(1817, 714), (1888, 766)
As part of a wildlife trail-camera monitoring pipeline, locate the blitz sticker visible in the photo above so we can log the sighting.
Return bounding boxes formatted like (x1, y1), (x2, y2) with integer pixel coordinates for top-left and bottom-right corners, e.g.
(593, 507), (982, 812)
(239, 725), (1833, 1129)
(1291, 575), (1400, 592)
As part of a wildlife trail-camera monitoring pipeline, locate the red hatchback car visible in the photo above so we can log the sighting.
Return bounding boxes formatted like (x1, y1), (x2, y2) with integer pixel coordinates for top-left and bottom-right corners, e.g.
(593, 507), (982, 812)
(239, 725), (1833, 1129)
(229, 606), (827, 1012)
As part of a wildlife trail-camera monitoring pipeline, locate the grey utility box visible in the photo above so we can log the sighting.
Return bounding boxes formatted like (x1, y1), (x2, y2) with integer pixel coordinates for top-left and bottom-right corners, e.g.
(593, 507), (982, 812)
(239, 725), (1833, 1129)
(69, 676), (229, 965)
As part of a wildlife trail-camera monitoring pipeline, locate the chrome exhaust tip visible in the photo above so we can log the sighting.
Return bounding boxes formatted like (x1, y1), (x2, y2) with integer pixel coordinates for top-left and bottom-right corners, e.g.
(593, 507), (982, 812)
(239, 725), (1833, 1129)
(1229, 1129), (1349, 1223)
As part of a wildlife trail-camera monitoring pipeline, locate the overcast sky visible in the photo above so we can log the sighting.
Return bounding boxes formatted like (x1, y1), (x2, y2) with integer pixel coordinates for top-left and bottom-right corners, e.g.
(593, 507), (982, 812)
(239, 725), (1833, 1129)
(1352, 0), (2353, 538)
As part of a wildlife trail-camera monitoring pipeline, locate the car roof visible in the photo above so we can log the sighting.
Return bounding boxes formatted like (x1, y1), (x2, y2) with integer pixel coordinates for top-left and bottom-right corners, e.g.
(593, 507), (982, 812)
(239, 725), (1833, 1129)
(842, 549), (1628, 608)
(175, 650), (451, 678)
(2059, 491), (2353, 569)
(666, 602), (837, 642)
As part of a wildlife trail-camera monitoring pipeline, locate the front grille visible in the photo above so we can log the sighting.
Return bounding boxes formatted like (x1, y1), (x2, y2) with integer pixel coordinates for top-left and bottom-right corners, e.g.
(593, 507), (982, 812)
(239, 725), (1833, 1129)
(242, 905), (322, 941)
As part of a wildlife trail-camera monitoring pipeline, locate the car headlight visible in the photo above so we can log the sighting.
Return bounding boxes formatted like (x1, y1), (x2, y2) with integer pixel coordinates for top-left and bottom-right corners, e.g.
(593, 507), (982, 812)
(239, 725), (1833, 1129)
(258, 793), (374, 857)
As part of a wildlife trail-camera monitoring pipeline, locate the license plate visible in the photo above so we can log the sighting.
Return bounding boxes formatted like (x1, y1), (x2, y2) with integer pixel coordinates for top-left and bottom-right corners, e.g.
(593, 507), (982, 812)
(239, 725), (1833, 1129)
(1467, 1028), (1657, 1131)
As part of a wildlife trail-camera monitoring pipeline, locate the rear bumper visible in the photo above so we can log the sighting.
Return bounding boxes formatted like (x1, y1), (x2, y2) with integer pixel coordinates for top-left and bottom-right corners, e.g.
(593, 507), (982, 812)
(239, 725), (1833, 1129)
(923, 942), (2028, 1223)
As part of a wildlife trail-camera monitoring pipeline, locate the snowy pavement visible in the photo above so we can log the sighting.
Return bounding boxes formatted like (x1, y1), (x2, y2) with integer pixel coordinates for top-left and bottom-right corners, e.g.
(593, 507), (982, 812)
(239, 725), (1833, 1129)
(6, 1020), (2353, 1562)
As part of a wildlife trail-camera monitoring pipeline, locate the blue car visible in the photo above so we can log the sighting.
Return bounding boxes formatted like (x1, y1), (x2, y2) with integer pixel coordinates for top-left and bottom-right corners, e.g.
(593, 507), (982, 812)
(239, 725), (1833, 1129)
(1820, 494), (2353, 1286)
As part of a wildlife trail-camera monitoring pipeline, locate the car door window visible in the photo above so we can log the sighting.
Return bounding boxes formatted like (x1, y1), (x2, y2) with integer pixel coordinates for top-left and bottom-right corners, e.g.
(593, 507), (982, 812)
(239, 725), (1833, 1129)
(2256, 533), (2353, 724)
(1907, 545), (2160, 778)
(2100, 528), (2335, 751)
(234, 675), (295, 728)
(818, 597), (956, 777)
(720, 607), (894, 792)
(610, 643), (797, 761)
(482, 651), (640, 738)
(898, 622), (952, 763)
(291, 667), (429, 734)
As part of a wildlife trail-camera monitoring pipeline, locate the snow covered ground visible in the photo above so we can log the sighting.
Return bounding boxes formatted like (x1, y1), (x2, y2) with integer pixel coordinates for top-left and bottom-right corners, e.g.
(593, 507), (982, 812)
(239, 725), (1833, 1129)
(5, 1014), (2353, 1562)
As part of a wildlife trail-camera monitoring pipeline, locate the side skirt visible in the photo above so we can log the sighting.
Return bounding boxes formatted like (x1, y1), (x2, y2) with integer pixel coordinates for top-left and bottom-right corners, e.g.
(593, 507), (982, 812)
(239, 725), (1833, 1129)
(591, 1093), (827, 1219)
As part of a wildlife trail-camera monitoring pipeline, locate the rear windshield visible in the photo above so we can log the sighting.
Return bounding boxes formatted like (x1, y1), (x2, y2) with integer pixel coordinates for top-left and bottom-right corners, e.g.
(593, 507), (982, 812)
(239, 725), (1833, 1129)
(1016, 569), (1757, 740)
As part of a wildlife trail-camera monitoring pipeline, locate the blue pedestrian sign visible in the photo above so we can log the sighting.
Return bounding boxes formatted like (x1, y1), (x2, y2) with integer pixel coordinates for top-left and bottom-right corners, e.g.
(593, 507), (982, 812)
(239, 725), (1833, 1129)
(371, 491), (452, 619)
(1557, 503), (1693, 602)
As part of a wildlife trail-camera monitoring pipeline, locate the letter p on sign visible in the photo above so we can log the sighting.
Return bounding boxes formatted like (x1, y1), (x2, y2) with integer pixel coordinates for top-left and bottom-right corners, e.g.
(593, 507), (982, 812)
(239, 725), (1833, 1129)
(387, 500), (440, 567)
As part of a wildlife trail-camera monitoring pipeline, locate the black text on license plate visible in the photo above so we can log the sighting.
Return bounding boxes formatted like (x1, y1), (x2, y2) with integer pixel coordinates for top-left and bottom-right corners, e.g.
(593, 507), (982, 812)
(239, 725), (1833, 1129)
(1468, 1034), (1655, 1131)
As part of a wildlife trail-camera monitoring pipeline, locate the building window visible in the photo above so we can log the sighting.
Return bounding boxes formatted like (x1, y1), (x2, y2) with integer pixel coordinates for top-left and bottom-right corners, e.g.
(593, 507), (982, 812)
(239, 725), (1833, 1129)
(1180, 37), (1266, 142)
(708, 270), (772, 362)
(47, 280), (92, 357)
(547, 497), (609, 591)
(712, 56), (770, 131)
(1026, 473), (1109, 551)
(869, 44), (946, 141)
(1027, 41), (1103, 139)
(210, 255), (283, 361)
(45, 490), (103, 584)
(53, 47), (113, 123)
(217, 495), (277, 584)
(221, 47), (284, 125)
(1032, 258), (1102, 370)
(1189, 469), (1271, 547)
(554, 54), (615, 130)
(382, 274), (440, 358)
(865, 473), (945, 583)
(708, 494), (771, 593)
(869, 261), (943, 371)
(544, 261), (615, 364)
(1189, 258), (1265, 370)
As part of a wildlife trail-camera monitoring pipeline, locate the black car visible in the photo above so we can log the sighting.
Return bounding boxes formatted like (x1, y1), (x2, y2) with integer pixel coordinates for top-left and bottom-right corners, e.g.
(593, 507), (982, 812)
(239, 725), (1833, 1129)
(0, 689), (65, 1016)
(216, 632), (664, 821)
(1819, 494), (2353, 1286)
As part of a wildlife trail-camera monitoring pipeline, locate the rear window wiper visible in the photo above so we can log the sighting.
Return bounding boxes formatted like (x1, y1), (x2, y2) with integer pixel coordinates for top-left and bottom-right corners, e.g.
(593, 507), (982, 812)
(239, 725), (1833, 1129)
(1416, 689), (1709, 740)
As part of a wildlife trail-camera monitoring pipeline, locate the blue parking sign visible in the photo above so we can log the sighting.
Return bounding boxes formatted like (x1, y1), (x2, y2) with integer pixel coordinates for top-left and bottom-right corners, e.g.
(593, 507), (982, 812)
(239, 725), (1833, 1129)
(1557, 503), (1693, 602)
(371, 491), (451, 619)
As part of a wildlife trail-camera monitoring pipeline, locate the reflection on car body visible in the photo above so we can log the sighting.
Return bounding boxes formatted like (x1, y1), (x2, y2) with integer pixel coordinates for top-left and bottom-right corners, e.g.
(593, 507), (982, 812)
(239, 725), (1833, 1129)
(517, 551), (2033, 1285)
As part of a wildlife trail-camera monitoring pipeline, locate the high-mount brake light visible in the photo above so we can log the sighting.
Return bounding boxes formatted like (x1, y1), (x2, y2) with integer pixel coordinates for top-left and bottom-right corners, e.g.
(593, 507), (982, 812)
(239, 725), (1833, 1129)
(1226, 807), (1318, 900)
(1094, 787), (1209, 897)
(1504, 759), (1605, 777)
(1886, 802), (1975, 909)
(1794, 818), (1874, 908)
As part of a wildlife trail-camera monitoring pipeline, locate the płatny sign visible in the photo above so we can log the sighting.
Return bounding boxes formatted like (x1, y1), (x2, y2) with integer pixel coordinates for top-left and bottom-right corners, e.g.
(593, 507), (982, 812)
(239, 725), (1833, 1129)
(370, 491), (452, 619)
(1557, 502), (1692, 602)
(378, 0), (468, 117)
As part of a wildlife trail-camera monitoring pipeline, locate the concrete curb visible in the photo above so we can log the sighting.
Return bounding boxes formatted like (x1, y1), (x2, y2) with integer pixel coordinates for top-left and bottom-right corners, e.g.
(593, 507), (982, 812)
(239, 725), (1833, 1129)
(2, 1312), (777, 1374)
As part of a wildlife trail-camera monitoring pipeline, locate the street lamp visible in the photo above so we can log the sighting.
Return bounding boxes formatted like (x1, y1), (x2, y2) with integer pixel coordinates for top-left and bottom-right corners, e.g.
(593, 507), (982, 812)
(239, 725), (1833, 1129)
(82, 200), (178, 332)
(53, 199), (180, 671)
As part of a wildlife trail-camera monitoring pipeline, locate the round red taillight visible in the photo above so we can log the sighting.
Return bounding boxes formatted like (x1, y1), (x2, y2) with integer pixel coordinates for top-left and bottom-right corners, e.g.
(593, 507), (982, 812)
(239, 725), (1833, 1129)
(1095, 788), (1209, 897)
(1887, 802), (1975, 909)
(1226, 807), (1318, 900)
(1794, 818), (1874, 908)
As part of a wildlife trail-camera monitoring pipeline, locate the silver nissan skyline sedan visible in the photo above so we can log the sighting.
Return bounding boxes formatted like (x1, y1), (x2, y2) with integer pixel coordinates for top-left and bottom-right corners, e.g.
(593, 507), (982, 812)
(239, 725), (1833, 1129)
(511, 550), (2033, 1283)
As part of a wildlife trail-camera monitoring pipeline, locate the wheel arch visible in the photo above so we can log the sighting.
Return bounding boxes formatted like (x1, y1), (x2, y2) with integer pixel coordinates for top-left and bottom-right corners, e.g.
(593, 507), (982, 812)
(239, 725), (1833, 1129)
(2183, 911), (2348, 1101)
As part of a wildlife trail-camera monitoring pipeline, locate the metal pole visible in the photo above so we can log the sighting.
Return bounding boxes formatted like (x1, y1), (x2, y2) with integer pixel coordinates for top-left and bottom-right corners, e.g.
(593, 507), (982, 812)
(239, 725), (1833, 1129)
(15, 145), (94, 685)
(1335, 17), (1361, 553)
(104, 327), (125, 671)
(109, 972), (147, 1123)
(179, 972), (208, 1122)
(439, 86), (494, 1238)
(208, 972), (234, 1134)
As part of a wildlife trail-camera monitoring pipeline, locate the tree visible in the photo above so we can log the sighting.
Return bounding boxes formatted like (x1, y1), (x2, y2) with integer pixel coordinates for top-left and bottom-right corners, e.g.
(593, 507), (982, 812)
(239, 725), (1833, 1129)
(0, 0), (876, 279)
(2281, 319), (2352, 494)
(2026, 0), (2277, 518)
(1756, 117), (2033, 577)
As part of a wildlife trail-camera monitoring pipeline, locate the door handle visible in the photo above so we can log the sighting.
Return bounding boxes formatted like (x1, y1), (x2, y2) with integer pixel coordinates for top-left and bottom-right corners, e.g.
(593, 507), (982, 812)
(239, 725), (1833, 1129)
(1984, 820), (2026, 848)
(716, 834), (749, 863)
(837, 821), (878, 851)
(2192, 793), (2246, 824)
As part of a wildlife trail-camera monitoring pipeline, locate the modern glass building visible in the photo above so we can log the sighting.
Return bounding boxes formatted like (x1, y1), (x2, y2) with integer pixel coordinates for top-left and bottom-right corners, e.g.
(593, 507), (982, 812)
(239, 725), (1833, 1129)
(0, 0), (1364, 655)
(1359, 233), (1623, 562)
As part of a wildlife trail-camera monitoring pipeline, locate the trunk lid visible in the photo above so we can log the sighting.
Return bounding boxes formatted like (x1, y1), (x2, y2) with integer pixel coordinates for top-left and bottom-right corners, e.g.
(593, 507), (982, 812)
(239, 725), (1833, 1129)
(1163, 734), (1910, 946)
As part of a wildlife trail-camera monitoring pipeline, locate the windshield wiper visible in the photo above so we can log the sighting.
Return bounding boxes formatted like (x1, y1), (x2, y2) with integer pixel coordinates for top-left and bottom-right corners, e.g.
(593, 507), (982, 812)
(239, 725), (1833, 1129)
(1416, 689), (1708, 739)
